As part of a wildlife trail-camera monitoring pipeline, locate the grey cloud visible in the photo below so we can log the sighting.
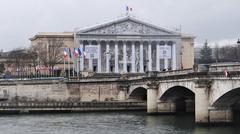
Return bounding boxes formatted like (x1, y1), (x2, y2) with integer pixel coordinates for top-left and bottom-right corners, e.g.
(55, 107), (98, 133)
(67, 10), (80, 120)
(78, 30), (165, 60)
(0, 0), (240, 51)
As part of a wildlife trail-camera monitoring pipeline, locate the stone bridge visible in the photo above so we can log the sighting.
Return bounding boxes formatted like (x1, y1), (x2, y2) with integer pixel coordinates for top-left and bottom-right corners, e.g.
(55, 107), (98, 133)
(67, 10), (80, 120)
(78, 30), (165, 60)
(125, 64), (240, 124)
(1, 64), (240, 124)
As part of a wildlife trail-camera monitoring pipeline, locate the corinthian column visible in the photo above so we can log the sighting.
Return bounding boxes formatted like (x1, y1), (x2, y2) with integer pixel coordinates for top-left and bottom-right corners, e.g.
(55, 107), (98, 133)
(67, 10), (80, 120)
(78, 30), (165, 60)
(123, 41), (127, 73)
(172, 43), (176, 70)
(140, 41), (144, 73)
(148, 42), (152, 71)
(156, 42), (160, 71)
(106, 42), (110, 73)
(114, 41), (119, 73)
(79, 40), (84, 71)
(88, 41), (93, 72)
(131, 42), (136, 73)
(97, 41), (101, 73)
(164, 43), (168, 71)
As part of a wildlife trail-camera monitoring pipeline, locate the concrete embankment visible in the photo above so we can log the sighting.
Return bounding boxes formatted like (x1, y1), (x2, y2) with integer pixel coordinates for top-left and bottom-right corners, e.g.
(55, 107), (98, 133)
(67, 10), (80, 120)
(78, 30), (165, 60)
(0, 101), (146, 114)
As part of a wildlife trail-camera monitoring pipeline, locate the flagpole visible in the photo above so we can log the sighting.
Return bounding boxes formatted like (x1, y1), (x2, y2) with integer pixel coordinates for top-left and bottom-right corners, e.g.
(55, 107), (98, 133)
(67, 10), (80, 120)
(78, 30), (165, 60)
(64, 59), (66, 77)
(68, 54), (70, 78)
(77, 56), (79, 78)
(72, 57), (75, 77)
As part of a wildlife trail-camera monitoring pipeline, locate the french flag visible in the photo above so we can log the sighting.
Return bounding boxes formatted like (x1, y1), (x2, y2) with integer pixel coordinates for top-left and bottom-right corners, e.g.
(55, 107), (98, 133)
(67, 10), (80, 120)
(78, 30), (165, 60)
(63, 48), (67, 60)
(73, 48), (79, 57)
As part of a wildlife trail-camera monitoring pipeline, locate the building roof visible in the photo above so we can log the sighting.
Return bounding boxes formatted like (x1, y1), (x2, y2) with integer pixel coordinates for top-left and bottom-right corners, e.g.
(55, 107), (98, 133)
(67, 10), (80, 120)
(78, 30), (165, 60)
(29, 32), (74, 41)
(181, 33), (196, 39)
(76, 16), (180, 36)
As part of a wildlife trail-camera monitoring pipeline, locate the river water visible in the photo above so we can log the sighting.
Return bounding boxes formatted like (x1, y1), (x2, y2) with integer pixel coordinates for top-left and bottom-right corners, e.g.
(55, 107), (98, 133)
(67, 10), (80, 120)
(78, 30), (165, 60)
(0, 112), (239, 134)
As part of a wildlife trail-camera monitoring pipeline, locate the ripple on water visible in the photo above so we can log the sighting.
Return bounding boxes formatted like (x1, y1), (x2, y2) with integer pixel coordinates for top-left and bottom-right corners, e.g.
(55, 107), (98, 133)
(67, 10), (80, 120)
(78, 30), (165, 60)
(0, 113), (239, 134)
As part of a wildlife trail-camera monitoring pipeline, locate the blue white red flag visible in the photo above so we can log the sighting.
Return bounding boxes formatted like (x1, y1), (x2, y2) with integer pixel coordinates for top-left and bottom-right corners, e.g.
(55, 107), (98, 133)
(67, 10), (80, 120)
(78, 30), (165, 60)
(73, 48), (79, 58)
(63, 48), (67, 60)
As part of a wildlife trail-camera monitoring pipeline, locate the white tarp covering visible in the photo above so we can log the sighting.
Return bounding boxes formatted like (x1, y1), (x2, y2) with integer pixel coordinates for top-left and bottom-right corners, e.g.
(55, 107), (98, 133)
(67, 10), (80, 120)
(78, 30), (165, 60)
(159, 46), (172, 59)
(85, 45), (98, 59)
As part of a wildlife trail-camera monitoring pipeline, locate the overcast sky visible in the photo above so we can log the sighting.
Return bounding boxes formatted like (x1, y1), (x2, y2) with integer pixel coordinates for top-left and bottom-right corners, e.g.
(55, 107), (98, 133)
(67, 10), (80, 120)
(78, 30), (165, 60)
(0, 0), (240, 51)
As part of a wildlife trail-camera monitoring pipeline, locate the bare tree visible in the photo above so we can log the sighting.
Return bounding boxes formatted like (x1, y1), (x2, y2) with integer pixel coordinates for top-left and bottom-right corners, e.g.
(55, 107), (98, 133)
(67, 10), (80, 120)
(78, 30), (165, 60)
(6, 48), (33, 76)
(32, 38), (64, 69)
(28, 49), (38, 72)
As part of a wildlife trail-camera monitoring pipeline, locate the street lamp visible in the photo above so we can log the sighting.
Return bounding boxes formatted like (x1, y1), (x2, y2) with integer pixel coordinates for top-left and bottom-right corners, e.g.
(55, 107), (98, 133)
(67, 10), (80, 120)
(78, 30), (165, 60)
(237, 39), (240, 62)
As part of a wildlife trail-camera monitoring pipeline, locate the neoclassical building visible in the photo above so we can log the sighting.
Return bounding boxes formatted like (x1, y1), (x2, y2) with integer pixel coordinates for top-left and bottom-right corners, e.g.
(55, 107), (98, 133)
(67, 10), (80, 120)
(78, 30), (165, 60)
(30, 16), (194, 74)
(75, 16), (194, 73)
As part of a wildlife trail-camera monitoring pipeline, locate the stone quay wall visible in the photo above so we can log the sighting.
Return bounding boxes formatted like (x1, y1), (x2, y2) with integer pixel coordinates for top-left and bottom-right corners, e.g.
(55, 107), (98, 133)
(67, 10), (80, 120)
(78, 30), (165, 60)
(0, 79), (124, 102)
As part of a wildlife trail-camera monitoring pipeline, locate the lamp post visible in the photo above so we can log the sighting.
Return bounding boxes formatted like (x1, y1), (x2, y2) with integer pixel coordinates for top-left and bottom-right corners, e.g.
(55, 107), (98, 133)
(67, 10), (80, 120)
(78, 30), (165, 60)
(237, 39), (240, 62)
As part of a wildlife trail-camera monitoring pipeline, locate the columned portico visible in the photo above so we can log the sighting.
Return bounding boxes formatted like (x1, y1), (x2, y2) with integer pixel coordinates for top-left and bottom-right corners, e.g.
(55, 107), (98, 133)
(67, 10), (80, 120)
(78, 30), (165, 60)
(77, 40), (178, 74)
(75, 16), (182, 74)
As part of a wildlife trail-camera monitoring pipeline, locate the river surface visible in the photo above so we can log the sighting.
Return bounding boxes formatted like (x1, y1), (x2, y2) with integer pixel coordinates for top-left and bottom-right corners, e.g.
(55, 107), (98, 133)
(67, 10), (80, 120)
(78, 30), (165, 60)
(0, 112), (239, 134)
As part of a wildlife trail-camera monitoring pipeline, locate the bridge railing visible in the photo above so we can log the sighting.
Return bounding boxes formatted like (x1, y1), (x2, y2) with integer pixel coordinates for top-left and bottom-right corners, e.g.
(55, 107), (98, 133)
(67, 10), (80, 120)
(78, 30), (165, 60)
(154, 68), (194, 77)
(209, 63), (240, 72)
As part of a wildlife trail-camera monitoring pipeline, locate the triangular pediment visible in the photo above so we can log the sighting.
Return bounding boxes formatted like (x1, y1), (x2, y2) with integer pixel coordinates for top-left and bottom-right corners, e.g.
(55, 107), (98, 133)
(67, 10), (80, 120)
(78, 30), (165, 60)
(77, 17), (179, 36)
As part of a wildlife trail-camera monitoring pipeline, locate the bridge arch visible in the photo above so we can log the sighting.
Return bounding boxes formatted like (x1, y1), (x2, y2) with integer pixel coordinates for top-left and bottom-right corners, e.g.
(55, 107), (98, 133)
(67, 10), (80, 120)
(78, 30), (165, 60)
(210, 79), (240, 106)
(160, 86), (195, 100)
(158, 81), (196, 98)
(211, 86), (240, 124)
(128, 85), (148, 101)
(159, 86), (195, 113)
(212, 87), (240, 107)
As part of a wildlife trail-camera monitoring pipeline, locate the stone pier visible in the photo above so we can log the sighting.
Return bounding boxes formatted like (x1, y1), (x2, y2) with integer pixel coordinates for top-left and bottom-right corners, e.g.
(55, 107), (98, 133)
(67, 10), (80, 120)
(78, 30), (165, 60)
(147, 81), (158, 114)
(194, 80), (210, 124)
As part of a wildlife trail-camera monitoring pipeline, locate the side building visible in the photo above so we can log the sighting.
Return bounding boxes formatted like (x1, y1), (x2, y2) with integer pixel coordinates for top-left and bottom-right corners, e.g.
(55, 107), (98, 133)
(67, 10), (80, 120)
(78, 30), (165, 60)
(29, 32), (74, 74)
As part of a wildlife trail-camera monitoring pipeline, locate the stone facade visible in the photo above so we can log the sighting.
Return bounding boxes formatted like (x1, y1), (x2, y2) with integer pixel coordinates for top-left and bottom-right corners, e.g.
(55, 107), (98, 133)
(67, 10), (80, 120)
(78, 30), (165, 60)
(0, 80), (120, 102)
(30, 17), (195, 73)
(75, 16), (195, 73)
(66, 82), (119, 101)
(181, 34), (195, 69)
(30, 32), (74, 48)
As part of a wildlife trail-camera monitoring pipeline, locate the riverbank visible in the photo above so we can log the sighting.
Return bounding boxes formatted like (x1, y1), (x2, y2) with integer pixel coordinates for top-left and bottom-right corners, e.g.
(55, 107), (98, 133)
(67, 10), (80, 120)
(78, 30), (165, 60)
(0, 101), (146, 114)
